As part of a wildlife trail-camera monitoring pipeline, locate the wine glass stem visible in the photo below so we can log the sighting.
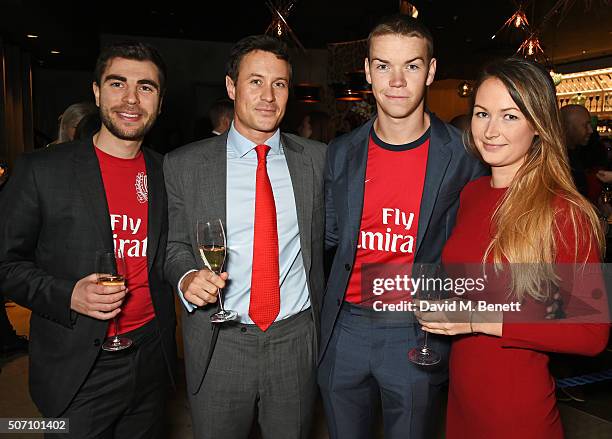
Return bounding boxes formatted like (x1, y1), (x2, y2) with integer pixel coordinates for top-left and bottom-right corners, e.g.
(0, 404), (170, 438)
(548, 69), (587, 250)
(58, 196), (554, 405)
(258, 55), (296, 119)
(112, 316), (120, 341)
(422, 330), (430, 351)
(217, 286), (226, 312)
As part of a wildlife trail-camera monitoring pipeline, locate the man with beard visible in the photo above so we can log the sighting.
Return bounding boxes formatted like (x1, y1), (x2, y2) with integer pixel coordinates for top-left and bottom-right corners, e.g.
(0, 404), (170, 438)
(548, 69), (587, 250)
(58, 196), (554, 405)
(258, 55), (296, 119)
(0, 42), (176, 438)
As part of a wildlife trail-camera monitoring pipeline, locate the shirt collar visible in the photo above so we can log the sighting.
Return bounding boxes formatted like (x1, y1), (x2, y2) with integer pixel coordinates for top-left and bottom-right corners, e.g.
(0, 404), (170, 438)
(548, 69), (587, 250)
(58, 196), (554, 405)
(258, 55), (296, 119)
(227, 122), (282, 158)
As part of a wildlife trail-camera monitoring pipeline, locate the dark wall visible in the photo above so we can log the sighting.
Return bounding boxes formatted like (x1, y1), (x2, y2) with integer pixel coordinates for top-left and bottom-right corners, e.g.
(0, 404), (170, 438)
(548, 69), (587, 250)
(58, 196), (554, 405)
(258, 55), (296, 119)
(30, 35), (329, 154)
(32, 68), (93, 146)
(1, 39), (34, 167)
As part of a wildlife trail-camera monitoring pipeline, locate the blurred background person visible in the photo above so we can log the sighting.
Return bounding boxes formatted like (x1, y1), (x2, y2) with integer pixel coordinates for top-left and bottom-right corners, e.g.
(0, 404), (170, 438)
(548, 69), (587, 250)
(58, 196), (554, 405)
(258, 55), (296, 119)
(193, 98), (233, 140)
(297, 110), (333, 143)
(74, 112), (102, 141)
(561, 104), (594, 198)
(51, 101), (97, 145)
(209, 98), (233, 136)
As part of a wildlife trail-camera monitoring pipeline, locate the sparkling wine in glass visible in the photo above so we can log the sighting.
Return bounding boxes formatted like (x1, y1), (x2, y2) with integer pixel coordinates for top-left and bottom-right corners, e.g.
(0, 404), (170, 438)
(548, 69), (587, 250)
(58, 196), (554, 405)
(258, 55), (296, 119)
(408, 287), (441, 366)
(197, 219), (237, 323)
(96, 249), (132, 352)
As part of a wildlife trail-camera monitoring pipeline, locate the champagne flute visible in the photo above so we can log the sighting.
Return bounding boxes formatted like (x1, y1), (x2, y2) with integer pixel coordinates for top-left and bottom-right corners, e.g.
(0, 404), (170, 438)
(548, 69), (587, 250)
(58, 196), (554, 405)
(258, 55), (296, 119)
(408, 286), (441, 366)
(197, 219), (237, 323)
(96, 249), (132, 351)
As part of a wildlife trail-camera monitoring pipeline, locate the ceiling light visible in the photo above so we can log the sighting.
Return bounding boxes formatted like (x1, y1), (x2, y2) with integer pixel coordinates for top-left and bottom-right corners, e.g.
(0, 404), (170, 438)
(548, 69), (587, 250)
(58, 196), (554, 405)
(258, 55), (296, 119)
(50, 50), (60, 54)
(26, 34), (38, 39)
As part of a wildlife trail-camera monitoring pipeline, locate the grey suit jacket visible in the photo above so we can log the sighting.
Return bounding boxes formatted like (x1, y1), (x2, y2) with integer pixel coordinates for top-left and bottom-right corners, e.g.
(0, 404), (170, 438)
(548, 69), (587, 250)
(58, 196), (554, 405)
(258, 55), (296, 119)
(164, 131), (326, 394)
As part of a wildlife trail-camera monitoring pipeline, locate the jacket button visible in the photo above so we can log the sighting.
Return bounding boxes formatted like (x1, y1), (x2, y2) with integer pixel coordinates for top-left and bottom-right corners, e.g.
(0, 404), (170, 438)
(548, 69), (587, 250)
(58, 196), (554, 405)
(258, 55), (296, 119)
(344, 264), (351, 271)
(93, 339), (101, 347)
(240, 327), (247, 333)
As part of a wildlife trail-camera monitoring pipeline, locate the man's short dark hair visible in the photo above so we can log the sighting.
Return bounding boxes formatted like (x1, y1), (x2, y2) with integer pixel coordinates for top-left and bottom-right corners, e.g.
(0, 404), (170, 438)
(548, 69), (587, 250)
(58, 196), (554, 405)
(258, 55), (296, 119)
(94, 41), (167, 96)
(367, 15), (434, 61)
(209, 98), (234, 127)
(225, 35), (292, 82)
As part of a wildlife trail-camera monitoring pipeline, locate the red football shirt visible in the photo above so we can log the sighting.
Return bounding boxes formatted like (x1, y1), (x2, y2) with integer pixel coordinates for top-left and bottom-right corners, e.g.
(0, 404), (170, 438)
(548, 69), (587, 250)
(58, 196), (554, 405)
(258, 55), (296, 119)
(95, 146), (155, 335)
(345, 128), (430, 304)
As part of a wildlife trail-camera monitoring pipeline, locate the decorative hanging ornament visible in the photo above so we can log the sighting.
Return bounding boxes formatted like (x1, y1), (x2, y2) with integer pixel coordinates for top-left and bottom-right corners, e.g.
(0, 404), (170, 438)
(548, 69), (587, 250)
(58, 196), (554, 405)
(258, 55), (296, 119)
(264, 1), (305, 50)
(517, 34), (545, 60)
(491, 5), (530, 39)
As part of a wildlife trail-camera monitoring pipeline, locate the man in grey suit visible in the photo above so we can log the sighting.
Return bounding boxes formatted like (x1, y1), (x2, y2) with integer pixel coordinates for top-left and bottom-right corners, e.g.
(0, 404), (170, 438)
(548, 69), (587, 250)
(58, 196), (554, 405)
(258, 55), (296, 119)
(164, 35), (326, 439)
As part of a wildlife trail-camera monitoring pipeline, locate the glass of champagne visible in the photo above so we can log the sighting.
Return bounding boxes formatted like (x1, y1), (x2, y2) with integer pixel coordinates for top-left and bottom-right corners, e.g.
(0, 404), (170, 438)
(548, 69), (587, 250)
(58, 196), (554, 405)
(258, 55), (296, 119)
(197, 219), (237, 323)
(96, 249), (132, 351)
(408, 287), (441, 366)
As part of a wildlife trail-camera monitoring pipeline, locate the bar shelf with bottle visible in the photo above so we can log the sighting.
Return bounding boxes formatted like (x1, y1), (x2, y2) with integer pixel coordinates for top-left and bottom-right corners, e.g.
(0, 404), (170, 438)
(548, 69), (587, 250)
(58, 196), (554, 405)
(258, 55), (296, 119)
(555, 67), (612, 137)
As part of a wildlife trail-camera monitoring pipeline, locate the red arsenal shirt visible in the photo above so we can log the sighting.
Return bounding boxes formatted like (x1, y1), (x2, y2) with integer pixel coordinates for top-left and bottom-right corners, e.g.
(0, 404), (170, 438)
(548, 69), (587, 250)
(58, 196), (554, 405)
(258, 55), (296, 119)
(95, 146), (155, 335)
(345, 128), (430, 304)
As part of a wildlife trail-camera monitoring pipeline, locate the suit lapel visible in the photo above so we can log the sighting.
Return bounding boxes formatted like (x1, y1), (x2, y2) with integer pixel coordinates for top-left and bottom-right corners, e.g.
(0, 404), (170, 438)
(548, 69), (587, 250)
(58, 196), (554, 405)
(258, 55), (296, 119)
(197, 134), (228, 231)
(282, 134), (313, 273)
(73, 141), (114, 251)
(346, 120), (373, 248)
(143, 149), (162, 272)
(415, 115), (452, 257)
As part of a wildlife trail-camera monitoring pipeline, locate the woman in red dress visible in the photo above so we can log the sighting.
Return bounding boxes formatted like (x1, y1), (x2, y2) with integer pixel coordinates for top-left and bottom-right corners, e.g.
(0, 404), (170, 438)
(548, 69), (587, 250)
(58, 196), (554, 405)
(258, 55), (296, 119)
(417, 58), (609, 438)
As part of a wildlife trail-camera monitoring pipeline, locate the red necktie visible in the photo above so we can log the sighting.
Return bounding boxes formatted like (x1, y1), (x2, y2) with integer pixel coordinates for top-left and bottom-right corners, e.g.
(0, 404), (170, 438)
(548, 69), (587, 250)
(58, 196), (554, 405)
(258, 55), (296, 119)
(249, 144), (280, 331)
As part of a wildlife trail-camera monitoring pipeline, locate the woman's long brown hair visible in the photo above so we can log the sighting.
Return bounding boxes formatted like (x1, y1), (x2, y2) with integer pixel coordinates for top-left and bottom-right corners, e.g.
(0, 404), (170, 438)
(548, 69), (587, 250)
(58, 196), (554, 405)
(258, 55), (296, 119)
(464, 57), (604, 301)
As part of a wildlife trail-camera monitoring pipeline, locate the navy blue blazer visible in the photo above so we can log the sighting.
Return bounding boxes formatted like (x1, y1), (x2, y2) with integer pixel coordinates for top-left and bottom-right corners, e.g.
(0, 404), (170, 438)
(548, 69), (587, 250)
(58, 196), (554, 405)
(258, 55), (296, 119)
(320, 113), (488, 360)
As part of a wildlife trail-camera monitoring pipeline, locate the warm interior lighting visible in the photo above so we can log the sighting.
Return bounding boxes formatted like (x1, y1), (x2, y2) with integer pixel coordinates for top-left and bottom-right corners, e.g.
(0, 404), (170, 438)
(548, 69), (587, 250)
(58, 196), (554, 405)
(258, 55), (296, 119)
(549, 70), (563, 86)
(26, 34), (38, 39)
(514, 16), (523, 28)
(294, 84), (321, 103)
(50, 50), (60, 54)
(561, 67), (612, 80)
(491, 6), (530, 39)
(333, 83), (363, 101)
(555, 68), (612, 96)
(457, 81), (473, 97)
(517, 34), (544, 60)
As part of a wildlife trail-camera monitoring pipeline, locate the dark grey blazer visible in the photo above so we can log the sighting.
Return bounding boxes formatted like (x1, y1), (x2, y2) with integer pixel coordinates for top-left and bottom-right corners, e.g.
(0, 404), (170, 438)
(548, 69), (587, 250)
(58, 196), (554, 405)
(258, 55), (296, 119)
(163, 131), (326, 395)
(320, 113), (488, 361)
(0, 140), (177, 416)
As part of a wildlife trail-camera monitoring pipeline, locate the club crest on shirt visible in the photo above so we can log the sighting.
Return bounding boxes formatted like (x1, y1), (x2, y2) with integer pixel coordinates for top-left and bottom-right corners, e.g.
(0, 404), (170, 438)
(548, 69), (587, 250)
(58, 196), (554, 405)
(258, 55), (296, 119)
(135, 172), (148, 203)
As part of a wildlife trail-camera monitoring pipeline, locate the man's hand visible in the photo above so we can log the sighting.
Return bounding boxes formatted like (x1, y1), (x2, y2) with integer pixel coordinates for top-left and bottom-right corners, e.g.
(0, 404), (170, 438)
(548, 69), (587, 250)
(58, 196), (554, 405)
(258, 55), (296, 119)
(70, 273), (127, 320)
(181, 269), (228, 307)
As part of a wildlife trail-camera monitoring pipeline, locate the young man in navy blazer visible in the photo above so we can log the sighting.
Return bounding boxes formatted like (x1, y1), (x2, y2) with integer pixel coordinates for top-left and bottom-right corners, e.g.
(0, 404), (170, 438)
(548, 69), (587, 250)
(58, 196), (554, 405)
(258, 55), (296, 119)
(318, 15), (487, 439)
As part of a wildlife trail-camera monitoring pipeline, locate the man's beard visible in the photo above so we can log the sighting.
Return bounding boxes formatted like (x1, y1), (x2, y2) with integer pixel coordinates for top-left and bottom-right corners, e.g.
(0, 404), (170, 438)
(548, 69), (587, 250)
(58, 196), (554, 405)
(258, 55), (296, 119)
(99, 105), (157, 141)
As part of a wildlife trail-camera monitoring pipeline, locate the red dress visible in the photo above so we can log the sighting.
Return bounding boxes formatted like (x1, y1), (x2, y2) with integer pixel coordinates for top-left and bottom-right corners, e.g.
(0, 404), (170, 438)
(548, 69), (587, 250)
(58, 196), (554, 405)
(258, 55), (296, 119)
(442, 176), (610, 439)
